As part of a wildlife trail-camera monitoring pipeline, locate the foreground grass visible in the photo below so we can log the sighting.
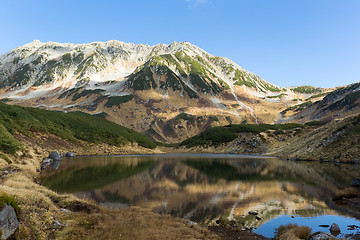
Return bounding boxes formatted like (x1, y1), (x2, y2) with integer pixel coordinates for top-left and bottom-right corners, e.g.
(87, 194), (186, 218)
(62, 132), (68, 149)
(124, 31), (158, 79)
(0, 102), (156, 154)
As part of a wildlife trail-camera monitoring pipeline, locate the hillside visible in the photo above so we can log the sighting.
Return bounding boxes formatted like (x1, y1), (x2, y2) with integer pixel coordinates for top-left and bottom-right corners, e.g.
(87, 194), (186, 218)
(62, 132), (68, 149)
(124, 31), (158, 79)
(178, 111), (360, 162)
(0, 102), (156, 158)
(279, 82), (360, 123)
(0, 40), (322, 142)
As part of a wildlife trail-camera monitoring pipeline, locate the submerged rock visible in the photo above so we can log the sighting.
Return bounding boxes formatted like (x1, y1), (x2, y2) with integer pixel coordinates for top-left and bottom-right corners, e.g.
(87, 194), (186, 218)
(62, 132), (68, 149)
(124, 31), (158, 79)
(351, 178), (360, 187)
(0, 204), (19, 239)
(310, 231), (341, 240)
(49, 151), (61, 161)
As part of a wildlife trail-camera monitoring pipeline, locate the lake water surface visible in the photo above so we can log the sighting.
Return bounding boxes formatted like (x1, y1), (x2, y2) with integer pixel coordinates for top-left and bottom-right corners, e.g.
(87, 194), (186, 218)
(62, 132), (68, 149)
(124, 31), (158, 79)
(41, 153), (360, 238)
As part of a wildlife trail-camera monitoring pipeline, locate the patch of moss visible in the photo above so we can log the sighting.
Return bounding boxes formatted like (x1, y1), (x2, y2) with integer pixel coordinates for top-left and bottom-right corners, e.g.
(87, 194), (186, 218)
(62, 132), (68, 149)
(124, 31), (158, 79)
(72, 89), (105, 101)
(267, 93), (287, 99)
(127, 66), (157, 90)
(176, 113), (195, 124)
(293, 86), (321, 94)
(104, 95), (134, 107)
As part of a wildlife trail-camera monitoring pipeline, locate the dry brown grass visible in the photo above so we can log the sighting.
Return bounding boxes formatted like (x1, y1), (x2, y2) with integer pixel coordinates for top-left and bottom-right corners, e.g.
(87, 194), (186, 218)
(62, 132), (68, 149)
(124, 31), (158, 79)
(274, 223), (312, 240)
(57, 207), (219, 240)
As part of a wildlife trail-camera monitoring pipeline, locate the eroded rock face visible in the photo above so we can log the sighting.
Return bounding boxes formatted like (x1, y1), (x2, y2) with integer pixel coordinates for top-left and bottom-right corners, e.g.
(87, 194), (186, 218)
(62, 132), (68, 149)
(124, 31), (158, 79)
(0, 204), (19, 240)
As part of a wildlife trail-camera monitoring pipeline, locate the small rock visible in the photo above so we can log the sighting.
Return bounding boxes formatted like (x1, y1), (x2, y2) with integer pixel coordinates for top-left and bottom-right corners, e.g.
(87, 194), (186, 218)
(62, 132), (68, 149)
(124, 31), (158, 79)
(330, 223), (341, 236)
(49, 151), (61, 161)
(255, 216), (262, 220)
(40, 166), (46, 170)
(41, 158), (53, 165)
(65, 152), (76, 157)
(310, 231), (341, 240)
(1, 175), (6, 179)
(215, 219), (221, 224)
(3, 170), (8, 175)
(248, 211), (258, 215)
(319, 225), (330, 228)
(36, 169), (40, 173)
(351, 178), (360, 187)
(52, 219), (64, 229)
(59, 208), (71, 213)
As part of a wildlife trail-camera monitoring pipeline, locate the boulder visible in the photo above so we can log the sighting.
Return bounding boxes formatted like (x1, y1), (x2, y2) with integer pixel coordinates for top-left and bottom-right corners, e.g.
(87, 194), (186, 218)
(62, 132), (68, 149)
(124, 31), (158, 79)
(351, 178), (360, 187)
(40, 158), (53, 166)
(49, 151), (61, 161)
(309, 232), (341, 240)
(0, 204), (19, 239)
(330, 223), (341, 236)
(65, 152), (76, 157)
(50, 160), (61, 170)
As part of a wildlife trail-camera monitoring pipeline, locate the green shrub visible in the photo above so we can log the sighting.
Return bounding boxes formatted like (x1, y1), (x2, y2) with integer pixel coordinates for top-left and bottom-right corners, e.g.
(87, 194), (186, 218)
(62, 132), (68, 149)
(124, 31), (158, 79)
(104, 95), (134, 107)
(0, 102), (156, 149)
(176, 113), (195, 123)
(180, 123), (304, 148)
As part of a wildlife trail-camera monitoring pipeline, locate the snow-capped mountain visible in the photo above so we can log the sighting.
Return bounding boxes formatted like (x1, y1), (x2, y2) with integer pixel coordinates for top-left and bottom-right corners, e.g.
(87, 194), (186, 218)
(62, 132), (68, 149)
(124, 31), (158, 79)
(0, 40), (313, 142)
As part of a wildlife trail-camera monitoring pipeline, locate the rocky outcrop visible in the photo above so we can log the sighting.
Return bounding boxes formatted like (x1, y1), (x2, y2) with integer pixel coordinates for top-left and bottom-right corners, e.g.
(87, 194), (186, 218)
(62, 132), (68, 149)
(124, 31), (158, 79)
(49, 151), (61, 161)
(309, 231), (341, 240)
(0, 204), (19, 240)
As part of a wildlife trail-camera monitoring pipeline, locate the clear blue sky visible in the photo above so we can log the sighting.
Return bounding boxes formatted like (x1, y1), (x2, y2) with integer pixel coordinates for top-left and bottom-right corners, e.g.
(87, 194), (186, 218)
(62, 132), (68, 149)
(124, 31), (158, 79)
(1, 0), (359, 88)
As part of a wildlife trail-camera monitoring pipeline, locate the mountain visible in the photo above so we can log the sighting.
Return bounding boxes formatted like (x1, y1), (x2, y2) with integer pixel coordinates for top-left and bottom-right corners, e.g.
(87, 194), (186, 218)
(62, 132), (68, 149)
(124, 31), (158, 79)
(279, 82), (360, 123)
(0, 40), (324, 142)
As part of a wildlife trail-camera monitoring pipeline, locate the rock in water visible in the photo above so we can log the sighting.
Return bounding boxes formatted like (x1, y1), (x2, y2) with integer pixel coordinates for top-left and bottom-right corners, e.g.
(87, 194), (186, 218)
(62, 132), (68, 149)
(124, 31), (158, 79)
(329, 223), (341, 236)
(49, 151), (61, 161)
(351, 178), (360, 187)
(309, 232), (341, 240)
(0, 204), (19, 239)
(65, 152), (76, 157)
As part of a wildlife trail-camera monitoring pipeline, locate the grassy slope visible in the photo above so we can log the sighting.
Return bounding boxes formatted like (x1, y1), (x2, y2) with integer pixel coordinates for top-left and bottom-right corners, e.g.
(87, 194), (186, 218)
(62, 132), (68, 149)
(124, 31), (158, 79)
(180, 122), (312, 148)
(0, 102), (156, 154)
(272, 114), (360, 161)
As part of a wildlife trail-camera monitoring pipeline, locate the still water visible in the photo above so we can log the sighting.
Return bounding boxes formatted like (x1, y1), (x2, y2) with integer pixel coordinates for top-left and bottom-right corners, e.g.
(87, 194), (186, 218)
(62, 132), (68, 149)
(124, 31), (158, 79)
(41, 153), (360, 238)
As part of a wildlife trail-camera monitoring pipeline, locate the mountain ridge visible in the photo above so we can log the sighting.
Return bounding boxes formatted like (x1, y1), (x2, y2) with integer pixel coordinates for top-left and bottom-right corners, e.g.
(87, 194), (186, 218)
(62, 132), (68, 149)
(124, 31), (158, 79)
(0, 40), (331, 142)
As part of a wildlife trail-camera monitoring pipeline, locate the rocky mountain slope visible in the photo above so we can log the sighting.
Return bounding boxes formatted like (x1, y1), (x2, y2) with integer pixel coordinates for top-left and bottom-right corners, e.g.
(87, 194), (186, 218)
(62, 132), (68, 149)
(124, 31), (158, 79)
(279, 82), (360, 123)
(0, 40), (318, 142)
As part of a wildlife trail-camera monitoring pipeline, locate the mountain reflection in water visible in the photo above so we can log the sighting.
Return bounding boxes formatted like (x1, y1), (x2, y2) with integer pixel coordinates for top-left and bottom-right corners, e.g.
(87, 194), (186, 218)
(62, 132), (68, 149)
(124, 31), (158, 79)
(41, 154), (360, 227)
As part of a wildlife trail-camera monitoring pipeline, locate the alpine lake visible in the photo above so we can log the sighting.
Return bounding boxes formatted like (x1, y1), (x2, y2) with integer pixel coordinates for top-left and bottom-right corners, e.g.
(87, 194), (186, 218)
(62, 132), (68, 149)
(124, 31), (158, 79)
(41, 153), (360, 238)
